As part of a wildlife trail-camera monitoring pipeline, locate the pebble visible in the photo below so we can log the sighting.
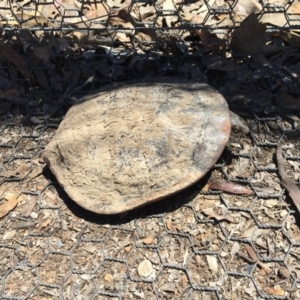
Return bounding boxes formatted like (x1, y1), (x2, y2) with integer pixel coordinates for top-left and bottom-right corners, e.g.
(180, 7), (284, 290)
(277, 267), (290, 279)
(137, 259), (155, 278)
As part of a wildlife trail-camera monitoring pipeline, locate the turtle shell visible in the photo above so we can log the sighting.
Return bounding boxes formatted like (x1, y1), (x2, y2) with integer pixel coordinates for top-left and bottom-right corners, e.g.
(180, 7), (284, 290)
(42, 78), (231, 214)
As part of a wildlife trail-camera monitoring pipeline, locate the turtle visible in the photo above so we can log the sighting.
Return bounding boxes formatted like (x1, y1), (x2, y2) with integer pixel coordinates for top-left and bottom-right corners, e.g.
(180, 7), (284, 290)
(42, 77), (231, 214)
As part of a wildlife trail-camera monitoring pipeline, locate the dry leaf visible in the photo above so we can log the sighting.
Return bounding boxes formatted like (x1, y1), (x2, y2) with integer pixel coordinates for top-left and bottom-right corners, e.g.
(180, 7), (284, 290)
(282, 30), (300, 47)
(244, 244), (271, 272)
(277, 92), (300, 111)
(136, 32), (153, 42)
(202, 207), (238, 223)
(80, 1), (109, 20)
(233, 0), (262, 15)
(166, 219), (173, 230)
(0, 182), (21, 197)
(23, 165), (44, 187)
(204, 54), (241, 72)
(0, 88), (25, 103)
(201, 183), (210, 192)
(239, 225), (257, 238)
(0, 182), (24, 218)
(109, 17), (134, 29)
(0, 193), (18, 218)
(208, 181), (253, 195)
(163, 0), (177, 27)
(0, 163), (28, 179)
(183, 14), (204, 24)
(18, 162), (28, 176)
(9, 12), (47, 28)
(106, 0), (132, 10)
(21, 195), (37, 218)
(25, 47), (49, 90)
(260, 13), (287, 27)
(115, 32), (131, 43)
(260, 2), (300, 27)
(40, 219), (51, 228)
(174, 224), (182, 231)
(0, 41), (35, 84)
(110, 9), (135, 25)
(264, 199), (279, 208)
(231, 13), (266, 54)
(196, 29), (217, 51)
(41, 0), (82, 24)
(45, 191), (58, 205)
(0, 75), (24, 92)
(268, 288), (285, 296)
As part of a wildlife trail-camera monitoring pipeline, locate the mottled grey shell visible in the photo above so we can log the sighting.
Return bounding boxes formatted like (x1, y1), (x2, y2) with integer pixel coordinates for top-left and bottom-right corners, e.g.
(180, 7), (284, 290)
(42, 78), (231, 214)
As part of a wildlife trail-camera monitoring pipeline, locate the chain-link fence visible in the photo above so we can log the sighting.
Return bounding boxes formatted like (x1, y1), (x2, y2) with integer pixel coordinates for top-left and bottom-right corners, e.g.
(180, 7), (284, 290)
(0, 0), (300, 299)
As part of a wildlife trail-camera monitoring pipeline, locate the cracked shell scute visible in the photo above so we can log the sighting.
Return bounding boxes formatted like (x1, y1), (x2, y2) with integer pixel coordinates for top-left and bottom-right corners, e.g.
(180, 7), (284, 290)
(42, 78), (231, 214)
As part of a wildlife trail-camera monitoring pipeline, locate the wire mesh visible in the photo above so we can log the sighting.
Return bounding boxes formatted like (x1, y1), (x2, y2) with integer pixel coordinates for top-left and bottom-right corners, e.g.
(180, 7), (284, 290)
(0, 0), (300, 299)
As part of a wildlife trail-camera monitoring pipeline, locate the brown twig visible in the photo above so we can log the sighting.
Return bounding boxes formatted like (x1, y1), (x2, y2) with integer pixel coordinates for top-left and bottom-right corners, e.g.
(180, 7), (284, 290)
(276, 145), (300, 214)
(244, 244), (271, 272)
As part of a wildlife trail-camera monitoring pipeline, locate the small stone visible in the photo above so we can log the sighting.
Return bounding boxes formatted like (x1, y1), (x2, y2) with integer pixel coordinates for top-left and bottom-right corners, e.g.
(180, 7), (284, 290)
(280, 209), (288, 217)
(104, 273), (113, 283)
(143, 237), (154, 245)
(137, 259), (155, 278)
(220, 251), (228, 257)
(124, 246), (131, 253)
(30, 212), (38, 219)
(278, 267), (291, 279)
(80, 274), (92, 280)
(3, 230), (16, 240)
